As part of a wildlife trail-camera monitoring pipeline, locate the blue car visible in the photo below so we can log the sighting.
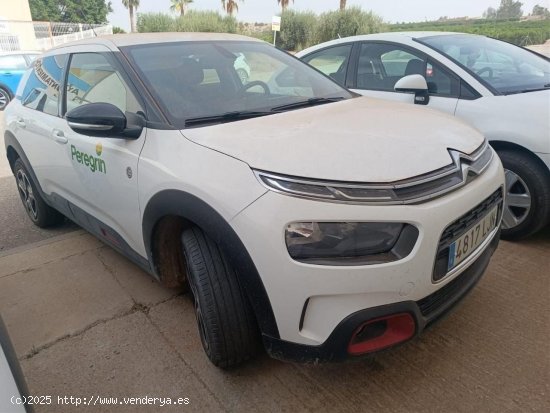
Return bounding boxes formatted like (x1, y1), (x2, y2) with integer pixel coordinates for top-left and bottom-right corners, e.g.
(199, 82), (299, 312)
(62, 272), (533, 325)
(0, 52), (40, 111)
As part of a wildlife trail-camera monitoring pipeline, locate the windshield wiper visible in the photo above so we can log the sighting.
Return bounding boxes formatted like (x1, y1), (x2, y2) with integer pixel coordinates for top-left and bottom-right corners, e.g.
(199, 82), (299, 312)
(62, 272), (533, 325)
(271, 97), (346, 112)
(185, 111), (273, 127)
(503, 84), (550, 95)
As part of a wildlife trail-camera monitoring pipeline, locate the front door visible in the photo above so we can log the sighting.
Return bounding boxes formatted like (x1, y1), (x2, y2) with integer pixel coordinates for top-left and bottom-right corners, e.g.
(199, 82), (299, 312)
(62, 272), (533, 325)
(349, 42), (460, 115)
(59, 50), (148, 257)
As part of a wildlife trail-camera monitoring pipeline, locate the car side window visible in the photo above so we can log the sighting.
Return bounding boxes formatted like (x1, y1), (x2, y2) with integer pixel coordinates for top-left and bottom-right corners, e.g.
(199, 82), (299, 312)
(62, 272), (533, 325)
(20, 54), (67, 116)
(0, 55), (27, 69)
(65, 53), (142, 115)
(356, 43), (425, 92)
(426, 60), (459, 97)
(302, 44), (353, 86)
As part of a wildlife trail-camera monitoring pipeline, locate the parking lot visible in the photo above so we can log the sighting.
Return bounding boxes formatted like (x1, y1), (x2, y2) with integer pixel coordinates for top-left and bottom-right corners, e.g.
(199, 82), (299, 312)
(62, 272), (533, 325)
(0, 111), (549, 413)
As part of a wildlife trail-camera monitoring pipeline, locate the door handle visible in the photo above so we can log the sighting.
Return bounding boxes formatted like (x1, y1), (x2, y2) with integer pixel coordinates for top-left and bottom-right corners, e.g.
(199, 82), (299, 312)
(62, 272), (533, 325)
(52, 129), (68, 144)
(15, 118), (26, 128)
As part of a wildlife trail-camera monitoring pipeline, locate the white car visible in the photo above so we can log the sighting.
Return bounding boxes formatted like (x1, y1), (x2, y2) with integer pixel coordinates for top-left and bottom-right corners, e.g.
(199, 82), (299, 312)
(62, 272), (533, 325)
(4, 33), (504, 367)
(297, 32), (550, 240)
(0, 315), (30, 413)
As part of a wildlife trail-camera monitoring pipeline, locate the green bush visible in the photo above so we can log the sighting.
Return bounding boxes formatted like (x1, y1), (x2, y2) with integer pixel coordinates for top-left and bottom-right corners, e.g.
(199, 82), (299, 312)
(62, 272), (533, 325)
(174, 11), (237, 33)
(388, 18), (550, 46)
(315, 7), (386, 44)
(137, 11), (237, 34)
(137, 13), (175, 32)
(277, 10), (317, 51)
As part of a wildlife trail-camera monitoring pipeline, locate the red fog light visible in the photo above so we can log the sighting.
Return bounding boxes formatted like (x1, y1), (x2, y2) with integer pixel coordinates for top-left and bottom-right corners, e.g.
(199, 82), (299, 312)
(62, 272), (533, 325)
(347, 313), (416, 356)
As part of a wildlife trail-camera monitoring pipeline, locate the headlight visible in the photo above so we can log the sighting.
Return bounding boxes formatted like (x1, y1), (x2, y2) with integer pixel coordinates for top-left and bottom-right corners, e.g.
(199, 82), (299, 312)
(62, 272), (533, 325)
(285, 222), (419, 265)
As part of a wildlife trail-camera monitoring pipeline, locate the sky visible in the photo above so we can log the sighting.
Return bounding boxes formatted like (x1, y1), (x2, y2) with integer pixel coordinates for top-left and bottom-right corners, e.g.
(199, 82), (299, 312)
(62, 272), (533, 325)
(108, 0), (549, 32)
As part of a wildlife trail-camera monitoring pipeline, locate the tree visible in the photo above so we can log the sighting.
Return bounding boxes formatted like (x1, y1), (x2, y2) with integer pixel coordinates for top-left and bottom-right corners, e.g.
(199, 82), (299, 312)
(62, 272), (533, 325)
(278, 0), (294, 12)
(171, 0), (193, 17)
(340, 0), (346, 10)
(122, 0), (140, 32)
(496, 0), (523, 19)
(483, 7), (497, 19)
(532, 4), (550, 17)
(29, 0), (112, 23)
(221, 0), (242, 16)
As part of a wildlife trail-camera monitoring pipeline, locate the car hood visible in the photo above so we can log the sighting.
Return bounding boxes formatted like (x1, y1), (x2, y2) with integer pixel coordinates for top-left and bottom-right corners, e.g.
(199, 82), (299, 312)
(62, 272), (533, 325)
(181, 97), (484, 183)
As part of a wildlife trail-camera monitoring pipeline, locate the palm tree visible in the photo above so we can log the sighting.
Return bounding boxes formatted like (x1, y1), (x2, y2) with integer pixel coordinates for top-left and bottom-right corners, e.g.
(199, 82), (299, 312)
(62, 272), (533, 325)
(122, 0), (140, 33)
(278, 0), (293, 12)
(221, 0), (241, 15)
(171, 0), (194, 17)
(340, 0), (347, 10)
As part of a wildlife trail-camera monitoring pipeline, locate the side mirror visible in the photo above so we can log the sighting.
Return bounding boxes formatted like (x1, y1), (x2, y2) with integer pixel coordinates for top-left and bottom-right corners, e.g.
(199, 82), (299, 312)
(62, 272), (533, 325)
(394, 74), (430, 105)
(66, 102), (144, 139)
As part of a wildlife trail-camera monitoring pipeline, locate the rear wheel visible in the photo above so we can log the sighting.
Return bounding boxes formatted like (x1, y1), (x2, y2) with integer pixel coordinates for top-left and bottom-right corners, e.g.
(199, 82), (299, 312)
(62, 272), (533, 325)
(181, 226), (259, 368)
(13, 159), (65, 228)
(497, 150), (550, 240)
(0, 87), (10, 111)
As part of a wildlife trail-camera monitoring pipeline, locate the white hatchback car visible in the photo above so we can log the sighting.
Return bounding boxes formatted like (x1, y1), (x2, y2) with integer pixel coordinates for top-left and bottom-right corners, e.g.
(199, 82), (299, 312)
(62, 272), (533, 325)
(4, 33), (504, 367)
(297, 32), (550, 240)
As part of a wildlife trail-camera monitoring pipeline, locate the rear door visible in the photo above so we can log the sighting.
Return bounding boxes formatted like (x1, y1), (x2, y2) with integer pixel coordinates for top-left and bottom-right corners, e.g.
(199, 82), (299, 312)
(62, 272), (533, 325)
(349, 42), (460, 115)
(14, 53), (73, 211)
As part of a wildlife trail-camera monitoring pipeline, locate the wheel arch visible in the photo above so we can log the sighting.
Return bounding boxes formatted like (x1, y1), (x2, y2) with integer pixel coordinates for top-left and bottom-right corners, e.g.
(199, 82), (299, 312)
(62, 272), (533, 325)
(490, 140), (550, 179)
(142, 189), (280, 339)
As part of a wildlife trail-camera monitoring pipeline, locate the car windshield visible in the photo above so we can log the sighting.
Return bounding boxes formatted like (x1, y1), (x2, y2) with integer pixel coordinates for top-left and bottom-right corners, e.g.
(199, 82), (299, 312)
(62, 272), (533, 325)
(421, 34), (550, 95)
(122, 41), (352, 128)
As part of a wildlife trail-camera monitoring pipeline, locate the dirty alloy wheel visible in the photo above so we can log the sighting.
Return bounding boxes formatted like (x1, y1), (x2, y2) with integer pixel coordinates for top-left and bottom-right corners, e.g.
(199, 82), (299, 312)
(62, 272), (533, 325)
(181, 226), (259, 368)
(0, 88), (10, 111)
(13, 159), (65, 228)
(498, 150), (550, 240)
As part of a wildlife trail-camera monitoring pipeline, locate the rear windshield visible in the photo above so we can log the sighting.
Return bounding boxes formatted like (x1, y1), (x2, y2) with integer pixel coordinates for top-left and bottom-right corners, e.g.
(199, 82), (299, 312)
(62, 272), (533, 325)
(122, 41), (352, 128)
(421, 34), (550, 95)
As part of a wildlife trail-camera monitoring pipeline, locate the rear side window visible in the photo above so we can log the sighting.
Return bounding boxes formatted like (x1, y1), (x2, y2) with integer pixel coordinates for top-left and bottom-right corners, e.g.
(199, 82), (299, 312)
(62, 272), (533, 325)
(21, 55), (67, 116)
(65, 53), (141, 115)
(0, 55), (27, 70)
(302, 44), (353, 86)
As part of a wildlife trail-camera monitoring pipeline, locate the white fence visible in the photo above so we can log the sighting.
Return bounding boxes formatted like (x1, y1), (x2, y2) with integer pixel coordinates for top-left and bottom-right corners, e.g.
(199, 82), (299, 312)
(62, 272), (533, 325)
(0, 20), (113, 52)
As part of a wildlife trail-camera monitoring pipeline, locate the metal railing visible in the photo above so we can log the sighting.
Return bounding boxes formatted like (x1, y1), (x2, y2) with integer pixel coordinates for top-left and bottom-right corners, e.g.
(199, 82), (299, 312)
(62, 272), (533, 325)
(0, 20), (113, 52)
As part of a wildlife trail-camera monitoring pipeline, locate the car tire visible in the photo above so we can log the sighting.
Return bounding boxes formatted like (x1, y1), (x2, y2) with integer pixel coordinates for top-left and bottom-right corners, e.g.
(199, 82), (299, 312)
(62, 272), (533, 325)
(497, 150), (550, 240)
(236, 69), (249, 84)
(13, 158), (65, 228)
(181, 226), (259, 368)
(0, 87), (10, 111)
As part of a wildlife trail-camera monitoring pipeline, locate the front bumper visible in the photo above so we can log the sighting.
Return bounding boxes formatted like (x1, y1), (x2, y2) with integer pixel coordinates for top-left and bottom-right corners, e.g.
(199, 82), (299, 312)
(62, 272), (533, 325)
(262, 229), (499, 363)
(231, 154), (504, 348)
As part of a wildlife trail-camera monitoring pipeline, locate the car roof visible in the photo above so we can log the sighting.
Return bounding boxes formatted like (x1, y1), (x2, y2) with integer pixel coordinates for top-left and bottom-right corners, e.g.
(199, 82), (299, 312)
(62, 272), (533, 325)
(49, 32), (263, 51)
(296, 31), (482, 56)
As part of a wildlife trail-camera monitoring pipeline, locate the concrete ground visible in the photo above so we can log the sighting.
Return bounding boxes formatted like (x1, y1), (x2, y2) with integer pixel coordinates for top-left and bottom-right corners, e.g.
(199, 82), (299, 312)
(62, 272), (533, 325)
(0, 227), (547, 413)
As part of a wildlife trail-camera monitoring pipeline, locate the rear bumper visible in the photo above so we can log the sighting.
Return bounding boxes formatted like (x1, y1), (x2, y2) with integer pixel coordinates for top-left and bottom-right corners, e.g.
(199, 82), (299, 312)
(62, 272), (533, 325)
(263, 228), (500, 363)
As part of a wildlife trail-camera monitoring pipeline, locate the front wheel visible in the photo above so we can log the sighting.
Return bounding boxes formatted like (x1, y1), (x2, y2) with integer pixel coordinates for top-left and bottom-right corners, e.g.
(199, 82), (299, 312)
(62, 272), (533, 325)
(497, 150), (550, 240)
(13, 159), (65, 228)
(181, 226), (259, 368)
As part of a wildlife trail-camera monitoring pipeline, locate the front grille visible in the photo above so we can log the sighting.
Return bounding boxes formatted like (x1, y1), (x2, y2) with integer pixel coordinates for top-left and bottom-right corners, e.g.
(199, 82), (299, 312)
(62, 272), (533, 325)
(433, 188), (503, 281)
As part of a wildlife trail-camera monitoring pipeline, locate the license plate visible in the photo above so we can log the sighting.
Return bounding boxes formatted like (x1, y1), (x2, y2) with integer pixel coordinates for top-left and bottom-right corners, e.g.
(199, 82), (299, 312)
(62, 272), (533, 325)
(447, 205), (499, 271)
